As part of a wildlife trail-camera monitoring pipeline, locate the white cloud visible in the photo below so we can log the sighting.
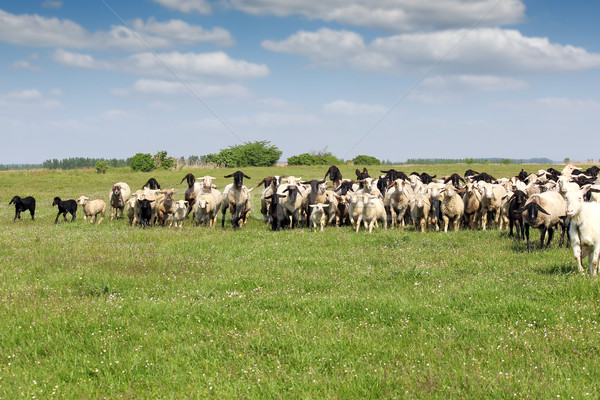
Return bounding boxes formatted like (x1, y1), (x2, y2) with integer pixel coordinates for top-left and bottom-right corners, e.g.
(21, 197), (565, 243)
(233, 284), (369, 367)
(264, 28), (600, 76)
(263, 28), (365, 67)
(0, 89), (64, 112)
(0, 10), (232, 50)
(322, 100), (387, 116)
(536, 97), (600, 110)
(254, 112), (321, 127)
(53, 49), (111, 69)
(152, 0), (211, 14)
(225, 0), (525, 31)
(423, 75), (529, 91)
(114, 79), (250, 99)
(10, 60), (41, 71)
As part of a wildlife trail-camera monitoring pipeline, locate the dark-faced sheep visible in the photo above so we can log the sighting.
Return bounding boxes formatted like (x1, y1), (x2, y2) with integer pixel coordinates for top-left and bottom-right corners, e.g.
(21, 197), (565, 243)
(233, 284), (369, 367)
(52, 197), (77, 223)
(9, 196), (36, 222)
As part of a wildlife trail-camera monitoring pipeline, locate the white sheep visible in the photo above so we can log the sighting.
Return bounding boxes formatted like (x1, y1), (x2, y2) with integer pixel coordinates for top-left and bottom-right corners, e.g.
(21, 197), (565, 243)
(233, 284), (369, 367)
(195, 192), (219, 227)
(441, 184), (464, 232)
(169, 200), (188, 230)
(410, 193), (430, 233)
(109, 182), (131, 220)
(479, 182), (507, 230)
(361, 195), (386, 233)
(77, 196), (106, 225)
(347, 193), (365, 231)
(309, 203), (327, 232)
(462, 182), (481, 229)
(565, 187), (600, 275)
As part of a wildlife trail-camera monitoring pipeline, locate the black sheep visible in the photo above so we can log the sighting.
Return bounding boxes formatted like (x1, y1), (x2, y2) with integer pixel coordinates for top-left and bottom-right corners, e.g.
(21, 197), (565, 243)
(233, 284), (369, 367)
(9, 196), (35, 222)
(324, 165), (343, 188)
(143, 178), (161, 190)
(507, 190), (527, 240)
(265, 193), (286, 231)
(52, 197), (77, 223)
(138, 199), (155, 228)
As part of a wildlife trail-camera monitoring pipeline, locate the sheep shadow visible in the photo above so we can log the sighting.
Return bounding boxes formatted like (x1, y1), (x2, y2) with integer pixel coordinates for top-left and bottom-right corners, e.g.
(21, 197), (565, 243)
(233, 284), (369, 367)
(534, 263), (578, 275)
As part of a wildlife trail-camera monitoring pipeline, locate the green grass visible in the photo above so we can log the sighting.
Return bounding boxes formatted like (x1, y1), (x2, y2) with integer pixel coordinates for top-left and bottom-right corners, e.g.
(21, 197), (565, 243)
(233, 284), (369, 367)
(1, 164), (599, 399)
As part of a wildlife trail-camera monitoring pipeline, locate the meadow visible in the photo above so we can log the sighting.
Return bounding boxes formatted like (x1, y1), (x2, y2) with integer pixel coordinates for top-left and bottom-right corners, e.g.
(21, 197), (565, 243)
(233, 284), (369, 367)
(0, 164), (599, 399)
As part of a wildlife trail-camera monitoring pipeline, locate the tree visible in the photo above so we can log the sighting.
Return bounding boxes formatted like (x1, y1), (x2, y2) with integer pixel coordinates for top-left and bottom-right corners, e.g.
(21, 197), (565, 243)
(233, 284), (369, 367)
(95, 160), (108, 174)
(502, 158), (511, 165)
(154, 150), (175, 170)
(201, 141), (282, 168)
(352, 155), (380, 165)
(129, 153), (156, 172)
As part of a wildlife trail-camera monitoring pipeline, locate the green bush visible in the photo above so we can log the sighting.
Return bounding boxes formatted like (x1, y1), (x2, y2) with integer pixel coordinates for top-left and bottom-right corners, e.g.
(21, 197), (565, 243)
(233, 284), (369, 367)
(201, 141), (281, 168)
(129, 153), (156, 172)
(287, 152), (342, 166)
(352, 155), (380, 165)
(154, 151), (176, 170)
(95, 160), (108, 174)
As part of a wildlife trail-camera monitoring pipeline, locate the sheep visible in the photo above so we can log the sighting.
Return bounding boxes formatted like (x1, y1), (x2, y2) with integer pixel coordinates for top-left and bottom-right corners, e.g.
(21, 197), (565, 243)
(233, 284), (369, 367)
(361, 195), (387, 233)
(126, 198), (136, 225)
(138, 199), (155, 228)
(278, 185), (304, 228)
(221, 171), (252, 229)
(181, 173), (197, 214)
(143, 178), (161, 190)
(565, 187), (600, 275)
(52, 197), (77, 223)
(169, 200), (188, 230)
(517, 191), (566, 251)
(462, 182), (481, 229)
(309, 203), (328, 232)
(77, 196), (106, 225)
(258, 176), (283, 223)
(381, 169), (409, 182)
(324, 190), (339, 226)
(441, 184), (464, 232)
(302, 179), (327, 227)
(156, 188), (177, 225)
(194, 192), (219, 227)
(264, 193), (287, 231)
(347, 193), (365, 231)
(385, 179), (413, 227)
(9, 196), (36, 222)
(324, 165), (343, 189)
(507, 190), (527, 240)
(109, 182), (131, 220)
(479, 182), (507, 230)
(131, 188), (161, 227)
(428, 197), (442, 232)
(410, 193), (431, 233)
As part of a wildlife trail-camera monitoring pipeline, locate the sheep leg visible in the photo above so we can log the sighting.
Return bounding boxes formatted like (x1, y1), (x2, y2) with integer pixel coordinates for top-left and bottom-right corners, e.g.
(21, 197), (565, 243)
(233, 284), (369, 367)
(71, 212), (76, 222)
(453, 218), (460, 232)
(442, 215), (449, 233)
(481, 210), (487, 231)
(63, 213), (68, 222)
(591, 246), (600, 276)
(539, 227), (547, 250)
(55, 212), (61, 224)
(571, 233), (585, 273)
(546, 227), (554, 249)
(420, 217), (426, 233)
(524, 224), (531, 252)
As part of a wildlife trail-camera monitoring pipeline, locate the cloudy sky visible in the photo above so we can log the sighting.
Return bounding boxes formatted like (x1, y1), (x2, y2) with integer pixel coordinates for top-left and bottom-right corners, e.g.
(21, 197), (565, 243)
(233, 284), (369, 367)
(1, 0), (599, 164)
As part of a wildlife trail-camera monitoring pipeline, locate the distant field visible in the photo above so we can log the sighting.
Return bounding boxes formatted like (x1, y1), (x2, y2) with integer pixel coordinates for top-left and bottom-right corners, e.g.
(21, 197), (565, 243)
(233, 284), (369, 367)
(1, 164), (599, 399)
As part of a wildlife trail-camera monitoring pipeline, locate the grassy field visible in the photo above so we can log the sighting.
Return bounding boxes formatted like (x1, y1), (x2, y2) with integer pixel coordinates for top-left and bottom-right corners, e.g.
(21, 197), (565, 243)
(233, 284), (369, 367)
(1, 164), (599, 399)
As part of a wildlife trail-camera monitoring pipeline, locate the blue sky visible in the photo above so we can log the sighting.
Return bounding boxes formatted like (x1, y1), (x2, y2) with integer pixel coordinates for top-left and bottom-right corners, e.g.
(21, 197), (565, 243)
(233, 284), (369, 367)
(1, 0), (599, 164)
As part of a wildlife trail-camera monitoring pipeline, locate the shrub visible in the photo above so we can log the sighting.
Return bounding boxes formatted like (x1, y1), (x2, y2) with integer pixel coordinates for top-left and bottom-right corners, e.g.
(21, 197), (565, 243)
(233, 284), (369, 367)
(201, 141), (281, 168)
(288, 152), (342, 166)
(129, 153), (156, 172)
(154, 151), (175, 170)
(95, 160), (108, 174)
(352, 155), (380, 166)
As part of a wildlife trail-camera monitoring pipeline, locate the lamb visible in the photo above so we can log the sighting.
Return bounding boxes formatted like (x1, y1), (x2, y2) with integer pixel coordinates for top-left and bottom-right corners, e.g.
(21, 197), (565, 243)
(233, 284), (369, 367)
(131, 188), (161, 227)
(109, 182), (131, 220)
(324, 190), (339, 226)
(517, 191), (566, 251)
(194, 192), (219, 227)
(302, 179), (327, 227)
(441, 184), (464, 232)
(361, 195), (387, 233)
(309, 203), (328, 232)
(258, 176), (283, 223)
(347, 193), (365, 231)
(410, 193), (431, 233)
(385, 179), (413, 227)
(156, 188), (177, 225)
(169, 200), (188, 230)
(52, 197), (77, 223)
(181, 173), (197, 214)
(77, 196), (106, 225)
(507, 190), (527, 239)
(9, 196), (36, 222)
(138, 199), (155, 228)
(126, 198), (136, 225)
(566, 187), (600, 275)
(264, 193), (287, 231)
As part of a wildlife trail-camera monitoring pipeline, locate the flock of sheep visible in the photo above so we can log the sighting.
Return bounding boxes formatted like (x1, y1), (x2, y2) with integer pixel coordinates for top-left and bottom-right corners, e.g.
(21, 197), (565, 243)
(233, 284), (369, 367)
(7, 164), (600, 275)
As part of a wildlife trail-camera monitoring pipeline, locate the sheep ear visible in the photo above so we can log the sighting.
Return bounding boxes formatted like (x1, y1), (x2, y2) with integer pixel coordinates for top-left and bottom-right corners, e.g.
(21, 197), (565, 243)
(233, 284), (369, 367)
(243, 174), (251, 179)
(581, 184), (592, 194)
(224, 174), (233, 178)
(184, 201), (189, 205)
